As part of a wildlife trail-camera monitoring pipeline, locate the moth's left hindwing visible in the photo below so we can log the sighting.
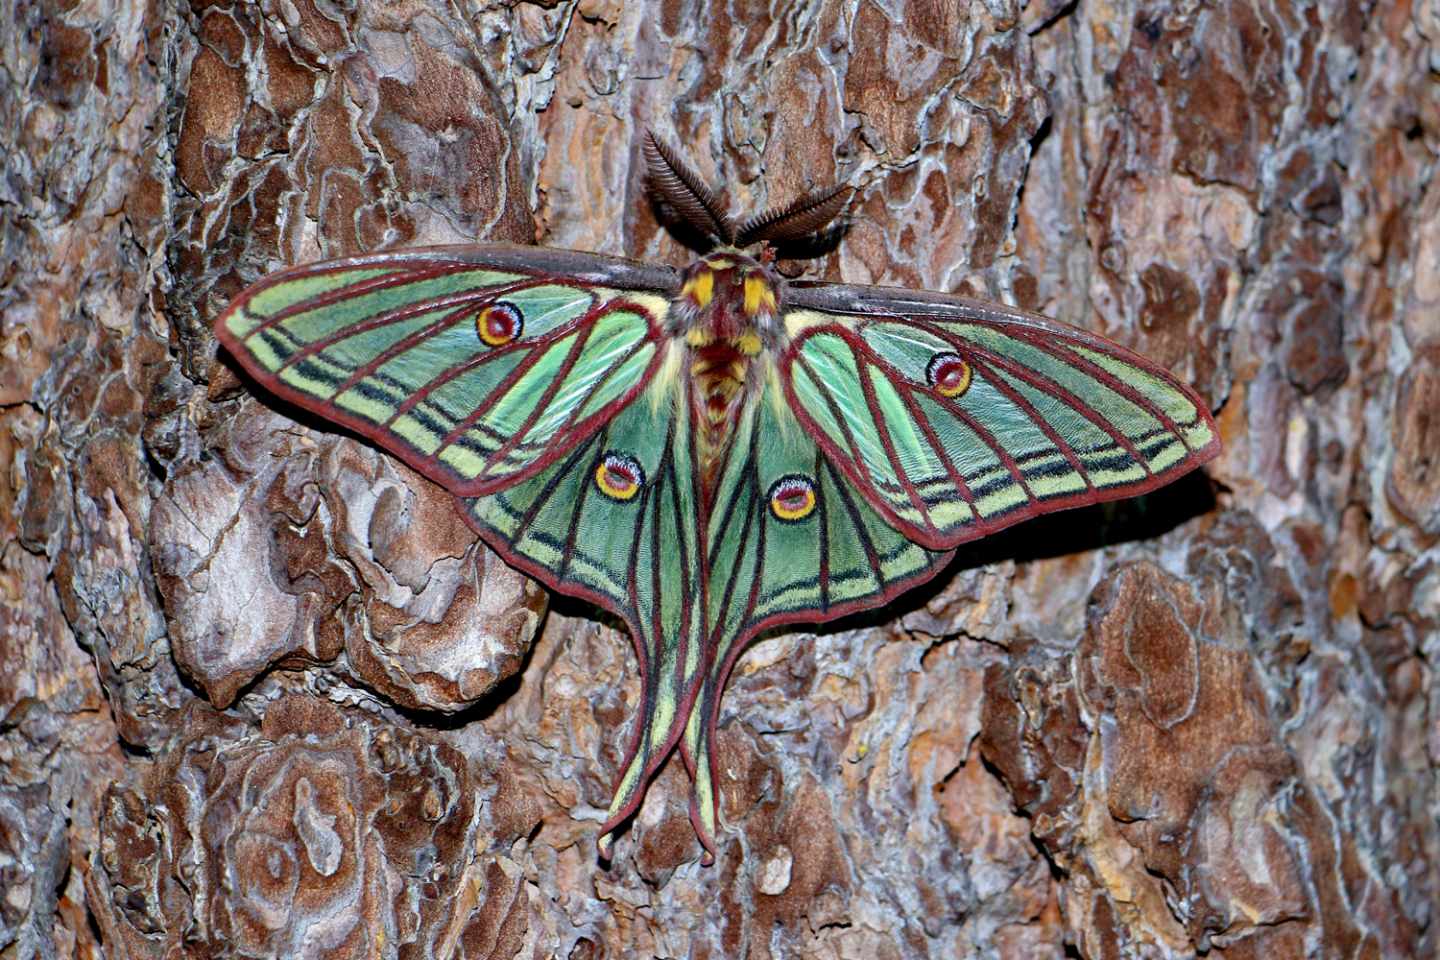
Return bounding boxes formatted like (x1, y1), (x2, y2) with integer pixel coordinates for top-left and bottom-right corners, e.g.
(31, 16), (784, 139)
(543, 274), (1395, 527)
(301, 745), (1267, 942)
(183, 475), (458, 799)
(215, 246), (677, 495)
(462, 387), (708, 855)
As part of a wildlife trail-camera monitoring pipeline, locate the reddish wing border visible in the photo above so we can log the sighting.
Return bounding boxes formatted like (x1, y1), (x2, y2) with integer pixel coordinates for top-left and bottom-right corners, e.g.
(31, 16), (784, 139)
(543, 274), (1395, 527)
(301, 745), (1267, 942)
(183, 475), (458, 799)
(457, 490), (693, 843)
(214, 245), (679, 499)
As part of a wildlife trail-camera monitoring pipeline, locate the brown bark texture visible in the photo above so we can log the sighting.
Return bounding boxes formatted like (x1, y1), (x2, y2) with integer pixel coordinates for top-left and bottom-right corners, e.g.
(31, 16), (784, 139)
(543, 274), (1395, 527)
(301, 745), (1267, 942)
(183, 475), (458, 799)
(2, 0), (1438, 957)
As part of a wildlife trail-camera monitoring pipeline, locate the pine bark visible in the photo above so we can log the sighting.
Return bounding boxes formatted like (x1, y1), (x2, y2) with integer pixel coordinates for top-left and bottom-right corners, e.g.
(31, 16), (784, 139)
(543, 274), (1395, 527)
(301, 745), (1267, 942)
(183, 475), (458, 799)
(2, 0), (1436, 957)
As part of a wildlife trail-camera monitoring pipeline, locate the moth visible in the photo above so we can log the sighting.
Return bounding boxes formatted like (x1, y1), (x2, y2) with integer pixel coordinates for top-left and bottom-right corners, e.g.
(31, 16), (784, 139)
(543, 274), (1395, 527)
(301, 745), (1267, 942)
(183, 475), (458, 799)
(215, 133), (1220, 863)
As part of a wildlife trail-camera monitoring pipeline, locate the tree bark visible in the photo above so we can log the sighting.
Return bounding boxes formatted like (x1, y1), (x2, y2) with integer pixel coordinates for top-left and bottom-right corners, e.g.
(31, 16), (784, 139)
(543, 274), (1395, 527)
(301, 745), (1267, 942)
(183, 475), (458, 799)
(3, 0), (1436, 957)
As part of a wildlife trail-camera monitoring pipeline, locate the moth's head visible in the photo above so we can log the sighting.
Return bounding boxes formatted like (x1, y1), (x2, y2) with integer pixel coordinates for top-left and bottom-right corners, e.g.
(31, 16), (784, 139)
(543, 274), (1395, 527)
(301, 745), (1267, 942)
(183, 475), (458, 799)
(642, 130), (853, 263)
(677, 251), (781, 346)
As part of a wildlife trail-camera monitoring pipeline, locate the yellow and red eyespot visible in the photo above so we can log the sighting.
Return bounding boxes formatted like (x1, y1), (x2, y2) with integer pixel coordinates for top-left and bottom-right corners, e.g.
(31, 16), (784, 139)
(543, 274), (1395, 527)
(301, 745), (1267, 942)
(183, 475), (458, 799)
(476, 302), (523, 347)
(768, 475), (817, 523)
(595, 452), (645, 502)
(926, 351), (972, 398)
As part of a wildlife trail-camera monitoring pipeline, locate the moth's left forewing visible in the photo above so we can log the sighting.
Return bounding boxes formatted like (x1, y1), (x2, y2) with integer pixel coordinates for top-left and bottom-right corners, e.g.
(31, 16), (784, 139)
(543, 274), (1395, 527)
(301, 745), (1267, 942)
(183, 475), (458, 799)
(779, 282), (1221, 549)
(215, 244), (680, 498)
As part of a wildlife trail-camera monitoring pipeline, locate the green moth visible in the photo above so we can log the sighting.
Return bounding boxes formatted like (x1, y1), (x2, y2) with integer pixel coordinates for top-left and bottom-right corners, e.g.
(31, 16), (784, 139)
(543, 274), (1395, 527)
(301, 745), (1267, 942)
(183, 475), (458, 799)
(214, 133), (1220, 863)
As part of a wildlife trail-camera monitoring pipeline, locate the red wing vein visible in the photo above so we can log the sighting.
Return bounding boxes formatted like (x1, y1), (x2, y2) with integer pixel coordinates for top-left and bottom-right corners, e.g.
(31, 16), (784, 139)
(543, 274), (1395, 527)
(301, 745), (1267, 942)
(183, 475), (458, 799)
(853, 350), (943, 538)
(710, 452), (759, 640)
(926, 388), (1036, 503)
(841, 325), (1040, 504)
(250, 262), (469, 336)
(511, 435), (598, 546)
(279, 278), (540, 376)
(812, 447), (831, 612)
(894, 379), (978, 506)
(328, 302), (486, 398)
(741, 443), (767, 629)
(662, 451), (696, 682)
(436, 316), (598, 466)
(381, 309), (586, 431)
(705, 445), (756, 573)
(820, 458), (886, 587)
(841, 333), (980, 509)
(1012, 329), (1193, 452)
(558, 432), (601, 580)
(967, 357), (1093, 492)
(950, 336), (1154, 477)
(793, 352), (889, 502)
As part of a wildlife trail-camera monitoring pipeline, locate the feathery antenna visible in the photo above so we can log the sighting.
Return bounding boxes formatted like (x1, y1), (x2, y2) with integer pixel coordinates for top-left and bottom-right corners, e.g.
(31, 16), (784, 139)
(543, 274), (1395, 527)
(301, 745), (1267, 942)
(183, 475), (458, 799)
(735, 183), (853, 248)
(643, 132), (735, 246)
